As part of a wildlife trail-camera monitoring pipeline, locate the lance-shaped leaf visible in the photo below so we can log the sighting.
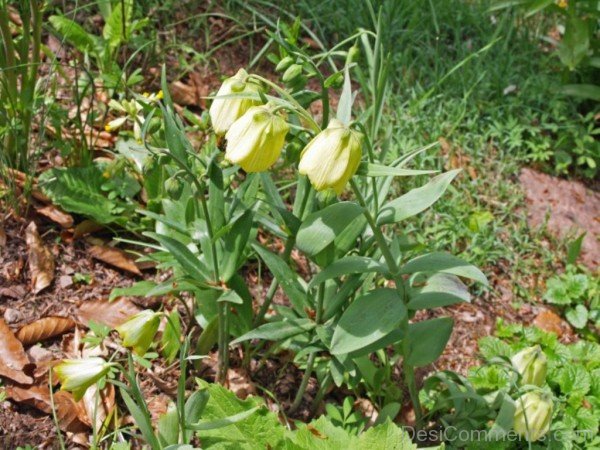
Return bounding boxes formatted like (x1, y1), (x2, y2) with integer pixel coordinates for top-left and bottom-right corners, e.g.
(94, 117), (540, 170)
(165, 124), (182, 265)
(309, 256), (388, 288)
(331, 289), (406, 355)
(251, 243), (307, 312)
(399, 252), (488, 286)
(377, 169), (460, 225)
(219, 209), (254, 282)
(405, 317), (453, 367)
(408, 273), (470, 310)
(231, 318), (315, 345)
(297, 202), (364, 256)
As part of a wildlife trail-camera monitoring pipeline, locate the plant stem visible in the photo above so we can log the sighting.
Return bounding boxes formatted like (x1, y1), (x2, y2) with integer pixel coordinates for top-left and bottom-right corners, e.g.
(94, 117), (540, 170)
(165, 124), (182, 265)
(289, 352), (316, 414)
(350, 179), (423, 427)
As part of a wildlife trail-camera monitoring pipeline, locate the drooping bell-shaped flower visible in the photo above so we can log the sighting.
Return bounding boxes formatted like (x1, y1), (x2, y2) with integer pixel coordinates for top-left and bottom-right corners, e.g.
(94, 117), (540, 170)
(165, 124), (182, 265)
(116, 310), (161, 356)
(298, 119), (362, 194)
(54, 357), (113, 401)
(513, 392), (553, 442)
(224, 105), (289, 172)
(511, 345), (547, 387)
(209, 69), (263, 135)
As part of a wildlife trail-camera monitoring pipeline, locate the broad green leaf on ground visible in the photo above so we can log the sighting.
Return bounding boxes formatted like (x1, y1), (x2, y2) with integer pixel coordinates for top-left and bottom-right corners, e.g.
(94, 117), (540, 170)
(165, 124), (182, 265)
(231, 318), (315, 345)
(194, 380), (284, 449)
(287, 417), (416, 449)
(39, 166), (135, 225)
(565, 305), (589, 329)
(377, 169), (460, 225)
(49, 15), (98, 53)
(408, 273), (470, 310)
(296, 202), (364, 256)
(399, 252), (488, 286)
(331, 289), (406, 355)
(309, 256), (388, 288)
(405, 317), (454, 367)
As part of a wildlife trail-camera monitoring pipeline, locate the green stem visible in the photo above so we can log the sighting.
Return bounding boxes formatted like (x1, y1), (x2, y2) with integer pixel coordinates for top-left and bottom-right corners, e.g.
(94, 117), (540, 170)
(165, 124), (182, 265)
(350, 179), (423, 427)
(289, 352), (316, 414)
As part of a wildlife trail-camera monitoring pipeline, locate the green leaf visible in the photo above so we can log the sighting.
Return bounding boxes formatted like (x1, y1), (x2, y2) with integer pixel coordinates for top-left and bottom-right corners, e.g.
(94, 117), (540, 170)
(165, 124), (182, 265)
(565, 305), (589, 329)
(231, 318), (315, 345)
(487, 393), (516, 440)
(297, 202), (364, 256)
(405, 317), (453, 366)
(120, 388), (162, 449)
(336, 68), (353, 126)
(356, 419), (416, 449)
(557, 16), (590, 70)
(357, 163), (437, 177)
(309, 256), (388, 288)
(567, 232), (586, 266)
(187, 406), (259, 431)
(194, 380), (284, 448)
(146, 232), (211, 283)
(161, 310), (182, 363)
(408, 273), (470, 310)
(158, 403), (179, 446)
(103, 0), (133, 48)
(377, 170), (460, 225)
(109, 280), (157, 301)
(220, 209), (254, 282)
(39, 166), (134, 225)
(252, 243), (308, 313)
(560, 84), (600, 102)
(399, 252), (488, 285)
(49, 15), (98, 53)
(331, 289), (406, 355)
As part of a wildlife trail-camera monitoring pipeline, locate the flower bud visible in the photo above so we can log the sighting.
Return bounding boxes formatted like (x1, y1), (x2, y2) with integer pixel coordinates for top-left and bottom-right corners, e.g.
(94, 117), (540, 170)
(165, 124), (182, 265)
(225, 105), (289, 173)
(209, 69), (262, 135)
(513, 392), (553, 442)
(54, 357), (112, 401)
(511, 345), (547, 387)
(116, 310), (161, 356)
(165, 177), (183, 198)
(275, 56), (294, 72)
(298, 119), (363, 194)
(282, 64), (303, 83)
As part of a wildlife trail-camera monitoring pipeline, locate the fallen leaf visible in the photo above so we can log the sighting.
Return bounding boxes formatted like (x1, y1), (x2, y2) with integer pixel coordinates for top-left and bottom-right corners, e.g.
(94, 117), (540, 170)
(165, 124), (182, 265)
(5, 384), (90, 432)
(36, 205), (74, 228)
(25, 221), (55, 293)
(0, 285), (27, 300)
(76, 297), (142, 329)
(73, 219), (104, 239)
(0, 318), (34, 384)
(532, 309), (570, 337)
(81, 383), (115, 431)
(0, 224), (6, 248)
(89, 244), (142, 276)
(171, 80), (198, 106)
(16, 316), (76, 345)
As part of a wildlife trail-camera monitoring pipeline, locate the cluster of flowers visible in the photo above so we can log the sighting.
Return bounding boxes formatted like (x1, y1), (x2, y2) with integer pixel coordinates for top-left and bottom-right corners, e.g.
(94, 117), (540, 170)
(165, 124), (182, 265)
(105, 91), (164, 142)
(210, 69), (363, 194)
(511, 346), (553, 442)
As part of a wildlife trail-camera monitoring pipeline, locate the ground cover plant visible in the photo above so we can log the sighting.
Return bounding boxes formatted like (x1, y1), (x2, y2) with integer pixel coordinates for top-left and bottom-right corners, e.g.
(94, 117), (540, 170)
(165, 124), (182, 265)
(0, 0), (598, 449)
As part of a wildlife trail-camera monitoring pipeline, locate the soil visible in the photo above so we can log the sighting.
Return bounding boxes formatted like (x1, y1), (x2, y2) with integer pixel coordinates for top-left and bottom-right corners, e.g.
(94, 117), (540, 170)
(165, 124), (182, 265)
(519, 167), (600, 270)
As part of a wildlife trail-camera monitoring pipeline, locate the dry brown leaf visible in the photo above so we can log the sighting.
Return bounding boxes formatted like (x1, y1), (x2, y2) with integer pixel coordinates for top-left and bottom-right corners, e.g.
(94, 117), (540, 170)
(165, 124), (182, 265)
(0, 319), (34, 384)
(36, 205), (74, 228)
(532, 309), (570, 337)
(16, 316), (76, 345)
(89, 244), (142, 276)
(76, 297), (142, 329)
(81, 383), (115, 431)
(171, 80), (198, 106)
(0, 223), (6, 248)
(6, 384), (90, 432)
(25, 221), (55, 293)
(73, 219), (104, 239)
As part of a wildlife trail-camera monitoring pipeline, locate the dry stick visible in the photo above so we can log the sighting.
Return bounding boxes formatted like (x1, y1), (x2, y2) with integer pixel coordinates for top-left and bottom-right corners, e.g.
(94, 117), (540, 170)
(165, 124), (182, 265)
(350, 179), (424, 427)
